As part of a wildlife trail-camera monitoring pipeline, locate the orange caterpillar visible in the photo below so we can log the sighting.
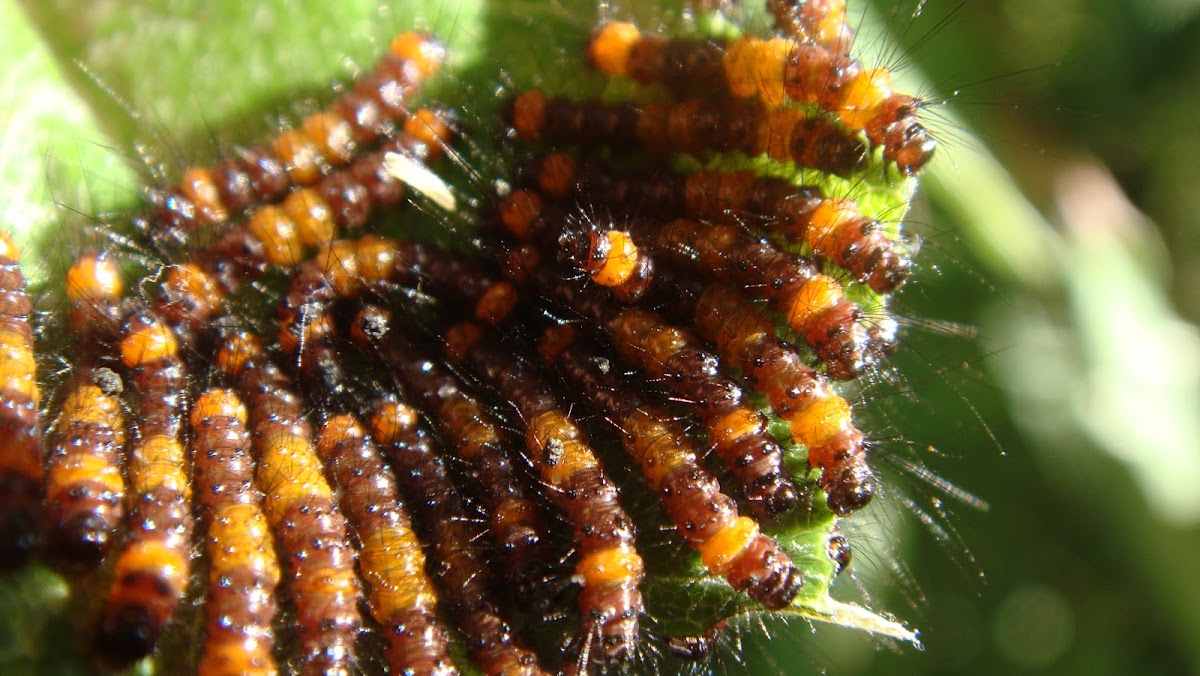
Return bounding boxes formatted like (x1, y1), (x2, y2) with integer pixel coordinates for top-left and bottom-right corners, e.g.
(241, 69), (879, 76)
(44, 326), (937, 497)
(43, 371), (127, 572)
(498, 187), (895, 379)
(588, 22), (936, 174)
(524, 259), (800, 518)
(444, 321), (645, 667)
(366, 391), (547, 676)
(138, 32), (446, 248)
(190, 389), (280, 676)
(41, 252), (127, 571)
(0, 233), (41, 569)
(509, 90), (869, 177)
(524, 154), (913, 293)
(214, 330), (361, 674)
(539, 324), (803, 610)
(649, 217), (896, 379)
(94, 308), (193, 666)
(352, 309), (558, 609)
(154, 121), (451, 345)
(767, 0), (854, 50)
(315, 415), (458, 675)
(676, 276), (874, 513)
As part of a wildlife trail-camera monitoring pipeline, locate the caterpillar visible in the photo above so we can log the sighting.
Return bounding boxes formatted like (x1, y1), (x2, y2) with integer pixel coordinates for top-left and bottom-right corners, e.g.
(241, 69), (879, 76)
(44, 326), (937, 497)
(40, 253), (127, 571)
(499, 188), (895, 379)
(94, 308), (193, 667)
(137, 32), (446, 250)
(0, 233), (41, 570)
(538, 323), (803, 609)
(587, 21), (936, 174)
(42, 371), (127, 574)
(280, 256), (532, 674)
(443, 320), (646, 667)
(190, 388), (280, 676)
(314, 414), (459, 675)
(156, 122), (449, 347)
(521, 154), (914, 293)
(351, 307), (559, 609)
(213, 328), (362, 674)
(521, 257), (801, 518)
(365, 390), (547, 676)
(663, 273), (875, 514)
(508, 90), (870, 177)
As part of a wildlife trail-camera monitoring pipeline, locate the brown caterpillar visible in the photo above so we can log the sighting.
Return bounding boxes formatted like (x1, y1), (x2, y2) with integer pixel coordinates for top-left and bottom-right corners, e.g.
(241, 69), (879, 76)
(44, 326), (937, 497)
(365, 389), (547, 676)
(538, 323), (803, 610)
(522, 154), (914, 293)
(41, 253), (127, 571)
(314, 414), (459, 676)
(443, 320), (645, 667)
(508, 90), (869, 177)
(214, 329), (361, 674)
(587, 22), (936, 174)
(522, 259), (800, 518)
(154, 124), (449, 346)
(499, 187), (895, 379)
(137, 32), (446, 249)
(351, 307), (559, 610)
(94, 308), (193, 667)
(0, 233), (42, 570)
(665, 273), (875, 514)
(190, 388), (280, 676)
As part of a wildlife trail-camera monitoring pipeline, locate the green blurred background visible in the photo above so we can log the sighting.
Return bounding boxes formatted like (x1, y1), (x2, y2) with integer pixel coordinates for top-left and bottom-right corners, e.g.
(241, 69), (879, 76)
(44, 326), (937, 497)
(2, 0), (1198, 674)
(824, 1), (1200, 674)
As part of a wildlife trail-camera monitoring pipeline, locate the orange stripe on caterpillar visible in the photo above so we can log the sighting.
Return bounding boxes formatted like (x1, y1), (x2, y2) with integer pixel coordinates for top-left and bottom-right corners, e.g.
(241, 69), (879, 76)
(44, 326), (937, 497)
(191, 389), (280, 676)
(95, 309), (192, 667)
(0, 233), (44, 569)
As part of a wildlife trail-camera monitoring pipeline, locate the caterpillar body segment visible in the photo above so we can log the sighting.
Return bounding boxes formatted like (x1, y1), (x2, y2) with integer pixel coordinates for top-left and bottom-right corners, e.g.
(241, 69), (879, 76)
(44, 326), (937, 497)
(366, 392), (548, 676)
(190, 389), (280, 676)
(442, 321), (645, 667)
(538, 323), (803, 610)
(138, 33), (447, 249)
(214, 329), (362, 674)
(94, 308), (193, 666)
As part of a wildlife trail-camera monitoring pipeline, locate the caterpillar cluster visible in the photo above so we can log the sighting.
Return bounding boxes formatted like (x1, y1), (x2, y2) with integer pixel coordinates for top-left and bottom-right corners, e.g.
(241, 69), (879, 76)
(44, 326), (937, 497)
(2, 1), (941, 673)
